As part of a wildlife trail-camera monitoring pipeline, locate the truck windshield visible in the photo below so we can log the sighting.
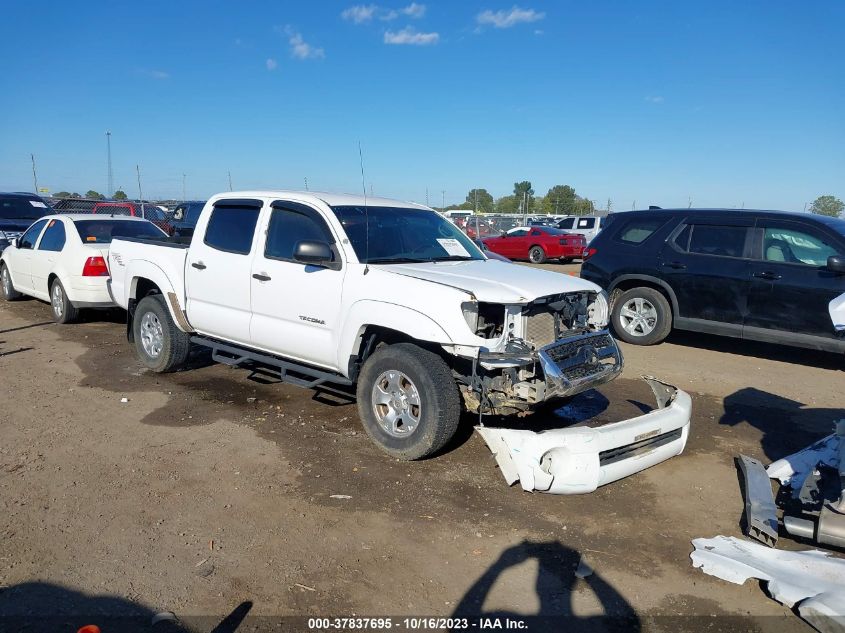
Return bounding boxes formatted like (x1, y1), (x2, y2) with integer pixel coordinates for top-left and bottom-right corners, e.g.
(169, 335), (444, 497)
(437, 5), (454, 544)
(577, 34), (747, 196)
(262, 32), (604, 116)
(0, 196), (49, 220)
(73, 219), (167, 244)
(331, 206), (484, 264)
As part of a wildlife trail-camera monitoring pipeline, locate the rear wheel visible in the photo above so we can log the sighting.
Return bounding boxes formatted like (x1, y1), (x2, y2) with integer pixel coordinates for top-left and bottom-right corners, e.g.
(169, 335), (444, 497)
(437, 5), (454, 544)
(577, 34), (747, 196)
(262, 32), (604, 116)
(133, 294), (191, 372)
(611, 287), (673, 345)
(528, 246), (547, 264)
(356, 342), (461, 460)
(0, 264), (22, 301)
(50, 279), (79, 324)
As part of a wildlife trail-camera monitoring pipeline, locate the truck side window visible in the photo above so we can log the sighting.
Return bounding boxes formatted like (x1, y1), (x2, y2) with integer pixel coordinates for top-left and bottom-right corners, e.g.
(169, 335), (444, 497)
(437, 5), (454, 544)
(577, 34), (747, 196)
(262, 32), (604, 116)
(265, 208), (333, 261)
(204, 206), (260, 254)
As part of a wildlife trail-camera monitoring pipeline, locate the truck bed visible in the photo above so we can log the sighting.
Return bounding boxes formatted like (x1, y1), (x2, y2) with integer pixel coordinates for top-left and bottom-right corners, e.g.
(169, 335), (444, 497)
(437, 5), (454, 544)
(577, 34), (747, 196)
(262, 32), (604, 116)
(108, 237), (191, 311)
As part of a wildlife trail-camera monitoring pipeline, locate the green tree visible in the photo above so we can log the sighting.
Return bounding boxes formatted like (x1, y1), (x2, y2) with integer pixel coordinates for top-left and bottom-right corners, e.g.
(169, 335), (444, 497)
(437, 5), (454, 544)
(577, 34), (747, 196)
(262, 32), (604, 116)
(71, 193), (82, 198)
(512, 181), (534, 214)
(809, 195), (844, 218)
(113, 190), (128, 200)
(465, 188), (494, 214)
(85, 190), (105, 200)
(495, 195), (519, 214)
(573, 198), (595, 215)
(54, 191), (72, 198)
(543, 185), (577, 214)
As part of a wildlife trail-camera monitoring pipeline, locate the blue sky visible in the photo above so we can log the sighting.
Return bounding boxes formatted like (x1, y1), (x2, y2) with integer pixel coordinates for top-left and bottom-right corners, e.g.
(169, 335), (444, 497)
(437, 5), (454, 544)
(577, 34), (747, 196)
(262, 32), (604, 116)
(1, 0), (843, 209)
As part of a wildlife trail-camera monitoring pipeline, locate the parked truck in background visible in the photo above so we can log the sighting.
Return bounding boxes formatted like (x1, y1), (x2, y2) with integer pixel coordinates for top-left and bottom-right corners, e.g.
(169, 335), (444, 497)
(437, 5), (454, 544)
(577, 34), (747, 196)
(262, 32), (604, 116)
(107, 191), (690, 472)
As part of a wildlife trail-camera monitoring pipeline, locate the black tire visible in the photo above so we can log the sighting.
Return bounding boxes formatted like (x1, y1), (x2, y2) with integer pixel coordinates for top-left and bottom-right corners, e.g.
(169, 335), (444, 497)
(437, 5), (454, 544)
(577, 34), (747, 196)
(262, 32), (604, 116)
(560, 257), (573, 264)
(610, 286), (673, 345)
(50, 279), (79, 324)
(356, 342), (461, 460)
(0, 264), (22, 301)
(133, 294), (191, 372)
(528, 245), (547, 264)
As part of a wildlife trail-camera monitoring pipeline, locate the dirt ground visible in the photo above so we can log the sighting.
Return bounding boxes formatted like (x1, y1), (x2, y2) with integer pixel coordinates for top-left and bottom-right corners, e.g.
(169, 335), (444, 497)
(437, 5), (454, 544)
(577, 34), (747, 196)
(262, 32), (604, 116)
(1, 262), (843, 631)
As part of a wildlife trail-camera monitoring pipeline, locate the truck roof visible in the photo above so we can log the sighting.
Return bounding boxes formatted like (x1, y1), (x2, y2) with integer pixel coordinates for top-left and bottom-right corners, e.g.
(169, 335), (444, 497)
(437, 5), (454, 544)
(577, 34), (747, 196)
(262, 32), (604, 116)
(212, 190), (432, 211)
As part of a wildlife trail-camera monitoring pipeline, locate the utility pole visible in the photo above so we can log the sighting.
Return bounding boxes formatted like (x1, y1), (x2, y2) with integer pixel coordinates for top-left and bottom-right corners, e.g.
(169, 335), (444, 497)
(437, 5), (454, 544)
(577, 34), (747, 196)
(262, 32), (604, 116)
(228, 171), (233, 191)
(304, 177), (309, 191)
(30, 154), (38, 193)
(474, 189), (478, 214)
(441, 190), (445, 211)
(182, 173), (186, 201)
(688, 196), (693, 208)
(106, 131), (113, 197)
(425, 187), (429, 206)
(136, 165), (143, 202)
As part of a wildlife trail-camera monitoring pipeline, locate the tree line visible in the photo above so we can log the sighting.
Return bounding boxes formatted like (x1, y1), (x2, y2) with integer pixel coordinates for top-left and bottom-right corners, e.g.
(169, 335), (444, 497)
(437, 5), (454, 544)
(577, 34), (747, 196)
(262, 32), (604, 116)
(445, 182), (595, 216)
(53, 190), (128, 200)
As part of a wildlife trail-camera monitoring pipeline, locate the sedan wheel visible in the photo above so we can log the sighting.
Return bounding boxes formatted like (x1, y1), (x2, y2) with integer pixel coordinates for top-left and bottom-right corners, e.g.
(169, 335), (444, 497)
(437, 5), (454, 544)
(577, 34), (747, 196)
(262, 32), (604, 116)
(51, 283), (64, 319)
(1, 266), (20, 300)
(529, 246), (546, 264)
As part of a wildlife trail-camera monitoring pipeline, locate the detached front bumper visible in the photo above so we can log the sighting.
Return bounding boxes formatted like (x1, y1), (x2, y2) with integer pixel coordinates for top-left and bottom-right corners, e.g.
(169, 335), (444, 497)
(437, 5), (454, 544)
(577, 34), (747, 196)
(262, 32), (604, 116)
(476, 377), (692, 494)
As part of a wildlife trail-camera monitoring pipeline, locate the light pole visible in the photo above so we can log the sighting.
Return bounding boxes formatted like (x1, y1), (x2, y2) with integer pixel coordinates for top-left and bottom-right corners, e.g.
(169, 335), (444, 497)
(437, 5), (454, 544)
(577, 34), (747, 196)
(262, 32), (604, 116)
(30, 154), (38, 193)
(106, 131), (113, 197)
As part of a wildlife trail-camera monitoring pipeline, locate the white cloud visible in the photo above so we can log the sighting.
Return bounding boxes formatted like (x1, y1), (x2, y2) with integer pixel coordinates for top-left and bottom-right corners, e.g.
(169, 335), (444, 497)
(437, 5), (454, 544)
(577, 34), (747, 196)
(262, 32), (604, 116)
(476, 6), (545, 29)
(277, 26), (325, 59)
(266, 58), (278, 71)
(384, 26), (439, 45)
(343, 3), (426, 23)
(342, 4), (378, 24)
(645, 95), (665, 103)
(402, 3), (426, 18)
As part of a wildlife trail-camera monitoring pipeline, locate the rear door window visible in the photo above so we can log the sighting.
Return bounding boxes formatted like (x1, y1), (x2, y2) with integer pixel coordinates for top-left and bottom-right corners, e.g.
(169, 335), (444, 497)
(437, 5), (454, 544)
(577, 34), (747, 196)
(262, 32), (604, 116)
(38, 219), (67, 251)
(576, 217), (595, 229)
(204, 205), (260, 254)
(557, 218), (574, 229)
(688, 225), (748, 258)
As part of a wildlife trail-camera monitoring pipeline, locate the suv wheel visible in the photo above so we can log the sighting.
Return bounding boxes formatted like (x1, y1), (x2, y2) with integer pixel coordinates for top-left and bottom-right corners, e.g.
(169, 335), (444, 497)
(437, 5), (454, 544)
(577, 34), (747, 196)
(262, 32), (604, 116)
(528, 246), (547, 264)
(133, 294), (192, 372)
(356, 342), (461, 460)
(0, 264), (22, 301)
(611, 287), (672, 345)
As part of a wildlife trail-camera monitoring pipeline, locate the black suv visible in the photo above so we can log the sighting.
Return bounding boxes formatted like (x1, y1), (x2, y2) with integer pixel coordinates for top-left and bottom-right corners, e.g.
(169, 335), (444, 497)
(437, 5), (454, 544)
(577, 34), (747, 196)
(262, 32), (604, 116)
(0, 192), (52, 250)
(581, 209), (845, 353)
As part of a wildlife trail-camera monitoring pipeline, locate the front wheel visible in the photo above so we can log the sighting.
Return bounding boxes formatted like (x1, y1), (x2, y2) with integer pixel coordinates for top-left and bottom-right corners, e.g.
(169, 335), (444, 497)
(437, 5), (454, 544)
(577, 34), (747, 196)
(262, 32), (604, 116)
(610, 287), (672, 345)
(50, 279), (79, 324)
(133, 294), (191, 372)
(356, 342), (461, 460)
(528, 246), (547, 264)
(1, 264), (22, 301)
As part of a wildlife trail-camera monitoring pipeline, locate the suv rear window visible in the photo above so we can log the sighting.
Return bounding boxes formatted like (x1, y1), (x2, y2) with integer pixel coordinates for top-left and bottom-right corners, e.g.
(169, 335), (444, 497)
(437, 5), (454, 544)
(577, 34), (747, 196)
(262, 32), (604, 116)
(0, 196), (49, 220)
(688, 224), (747, 258)
(616, 218), (667, 244)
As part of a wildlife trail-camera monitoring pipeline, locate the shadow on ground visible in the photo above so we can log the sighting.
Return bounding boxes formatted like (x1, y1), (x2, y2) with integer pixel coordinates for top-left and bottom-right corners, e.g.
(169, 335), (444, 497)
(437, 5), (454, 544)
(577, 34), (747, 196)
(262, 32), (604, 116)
(451, 540), (639, 632)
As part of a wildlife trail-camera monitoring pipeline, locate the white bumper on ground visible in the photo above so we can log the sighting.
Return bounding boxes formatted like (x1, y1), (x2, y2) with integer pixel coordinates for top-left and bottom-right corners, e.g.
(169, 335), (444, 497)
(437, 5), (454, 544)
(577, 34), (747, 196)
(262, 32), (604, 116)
(476, 376), (692, 494)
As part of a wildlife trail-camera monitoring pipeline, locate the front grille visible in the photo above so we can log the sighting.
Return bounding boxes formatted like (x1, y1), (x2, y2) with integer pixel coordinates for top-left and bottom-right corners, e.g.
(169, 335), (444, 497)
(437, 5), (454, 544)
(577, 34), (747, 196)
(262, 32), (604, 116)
(544, 334), (613, 364)
(525, 312), (555, 348)
(599, 428), (683, 466)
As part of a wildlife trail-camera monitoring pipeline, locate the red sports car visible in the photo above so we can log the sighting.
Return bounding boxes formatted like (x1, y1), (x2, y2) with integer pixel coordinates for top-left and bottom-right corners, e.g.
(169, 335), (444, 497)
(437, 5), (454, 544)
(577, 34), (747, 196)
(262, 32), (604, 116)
(482, 226), (586, 264)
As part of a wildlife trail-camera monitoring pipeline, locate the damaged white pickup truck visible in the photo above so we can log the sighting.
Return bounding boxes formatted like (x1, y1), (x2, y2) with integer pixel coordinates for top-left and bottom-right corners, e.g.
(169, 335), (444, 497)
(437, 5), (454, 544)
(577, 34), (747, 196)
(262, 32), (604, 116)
(107, 191), (690, 489)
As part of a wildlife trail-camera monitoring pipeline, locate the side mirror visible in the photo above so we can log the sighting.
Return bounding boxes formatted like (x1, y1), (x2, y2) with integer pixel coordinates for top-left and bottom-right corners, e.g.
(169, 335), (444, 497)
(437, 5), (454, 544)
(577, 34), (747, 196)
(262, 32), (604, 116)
(9, 237), (18, 249)
(827, 255), (845, 273)
(500, 231), (507, 237)
(294, 240), (335, 268)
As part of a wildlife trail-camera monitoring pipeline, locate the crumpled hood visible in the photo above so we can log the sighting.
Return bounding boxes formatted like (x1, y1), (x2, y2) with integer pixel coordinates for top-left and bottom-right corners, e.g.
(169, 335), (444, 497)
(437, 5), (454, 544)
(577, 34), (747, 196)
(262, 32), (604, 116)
(374, 259), (601, 303)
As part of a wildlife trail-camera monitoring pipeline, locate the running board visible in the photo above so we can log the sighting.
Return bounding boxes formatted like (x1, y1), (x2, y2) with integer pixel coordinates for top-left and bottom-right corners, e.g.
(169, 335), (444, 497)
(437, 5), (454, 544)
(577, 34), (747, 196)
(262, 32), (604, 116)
(191, 336), (352, 389)
(737, 454), (779, 547)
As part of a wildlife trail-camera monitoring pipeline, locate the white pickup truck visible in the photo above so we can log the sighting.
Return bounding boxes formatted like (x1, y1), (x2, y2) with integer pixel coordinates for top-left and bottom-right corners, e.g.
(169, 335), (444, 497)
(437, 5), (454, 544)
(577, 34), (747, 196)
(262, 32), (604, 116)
(108, 191), (690, 479)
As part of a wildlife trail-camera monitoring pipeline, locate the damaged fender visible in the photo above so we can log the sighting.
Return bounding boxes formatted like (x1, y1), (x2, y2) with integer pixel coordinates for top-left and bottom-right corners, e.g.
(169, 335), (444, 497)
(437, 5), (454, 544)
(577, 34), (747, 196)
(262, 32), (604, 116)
(476, 376), (692, 494)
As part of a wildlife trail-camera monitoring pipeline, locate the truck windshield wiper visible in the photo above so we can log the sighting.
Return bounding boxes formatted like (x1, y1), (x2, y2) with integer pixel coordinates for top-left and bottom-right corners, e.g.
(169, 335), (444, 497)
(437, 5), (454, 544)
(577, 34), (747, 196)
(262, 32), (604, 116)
(430, 256), (476, 262)
(366, 257), (430, 264)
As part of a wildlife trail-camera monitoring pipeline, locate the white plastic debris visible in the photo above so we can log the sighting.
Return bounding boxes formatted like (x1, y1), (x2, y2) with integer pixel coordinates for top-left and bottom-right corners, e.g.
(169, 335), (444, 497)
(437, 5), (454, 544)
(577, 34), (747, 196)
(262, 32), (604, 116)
(329, 494), (352, 500)
(691, 535), (845, 626)
(575, 556), (593, 579)
(767, 422), (843, 493)
(120, 397), (129, 403)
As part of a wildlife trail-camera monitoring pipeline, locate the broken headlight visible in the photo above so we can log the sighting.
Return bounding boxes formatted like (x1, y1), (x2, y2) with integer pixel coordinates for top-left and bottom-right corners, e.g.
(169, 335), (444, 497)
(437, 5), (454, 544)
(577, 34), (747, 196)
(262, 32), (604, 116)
(461, 301), (479, 333)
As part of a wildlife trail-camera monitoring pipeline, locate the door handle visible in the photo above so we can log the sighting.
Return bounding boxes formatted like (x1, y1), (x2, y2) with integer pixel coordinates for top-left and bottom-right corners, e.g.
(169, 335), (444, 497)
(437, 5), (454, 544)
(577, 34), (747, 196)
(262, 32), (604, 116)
(252, 273), (272, 282)
(664, 261), (686, 270)
(191, 262), (206, 270)
(753, 271), (782, 280)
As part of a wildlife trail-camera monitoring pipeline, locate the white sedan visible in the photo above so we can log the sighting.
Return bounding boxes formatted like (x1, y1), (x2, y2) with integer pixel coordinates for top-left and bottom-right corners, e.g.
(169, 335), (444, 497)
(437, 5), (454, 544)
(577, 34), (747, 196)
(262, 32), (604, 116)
(0, 214), (167, 323)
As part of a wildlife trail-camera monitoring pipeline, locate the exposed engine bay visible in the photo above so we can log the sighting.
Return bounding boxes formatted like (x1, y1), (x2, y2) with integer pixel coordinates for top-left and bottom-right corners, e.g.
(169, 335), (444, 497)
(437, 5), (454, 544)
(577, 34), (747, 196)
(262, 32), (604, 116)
(454, 290), (622, 415)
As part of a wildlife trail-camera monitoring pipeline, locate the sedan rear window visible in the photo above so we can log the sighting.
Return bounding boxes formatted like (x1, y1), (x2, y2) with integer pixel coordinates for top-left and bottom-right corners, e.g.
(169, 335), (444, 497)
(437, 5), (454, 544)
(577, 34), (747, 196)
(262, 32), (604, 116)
(73, 220), (166, 244)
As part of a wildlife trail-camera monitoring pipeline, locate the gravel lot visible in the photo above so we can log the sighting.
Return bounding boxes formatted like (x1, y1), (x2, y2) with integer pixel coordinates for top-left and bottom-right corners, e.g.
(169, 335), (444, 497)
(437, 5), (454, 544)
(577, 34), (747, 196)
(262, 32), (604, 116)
(1, 262), (842, 631)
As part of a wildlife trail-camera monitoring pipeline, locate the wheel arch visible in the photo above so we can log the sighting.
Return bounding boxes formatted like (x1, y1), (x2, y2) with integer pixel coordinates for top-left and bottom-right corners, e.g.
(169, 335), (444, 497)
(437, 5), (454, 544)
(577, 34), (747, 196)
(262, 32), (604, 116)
(609, 274), (679, 316)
